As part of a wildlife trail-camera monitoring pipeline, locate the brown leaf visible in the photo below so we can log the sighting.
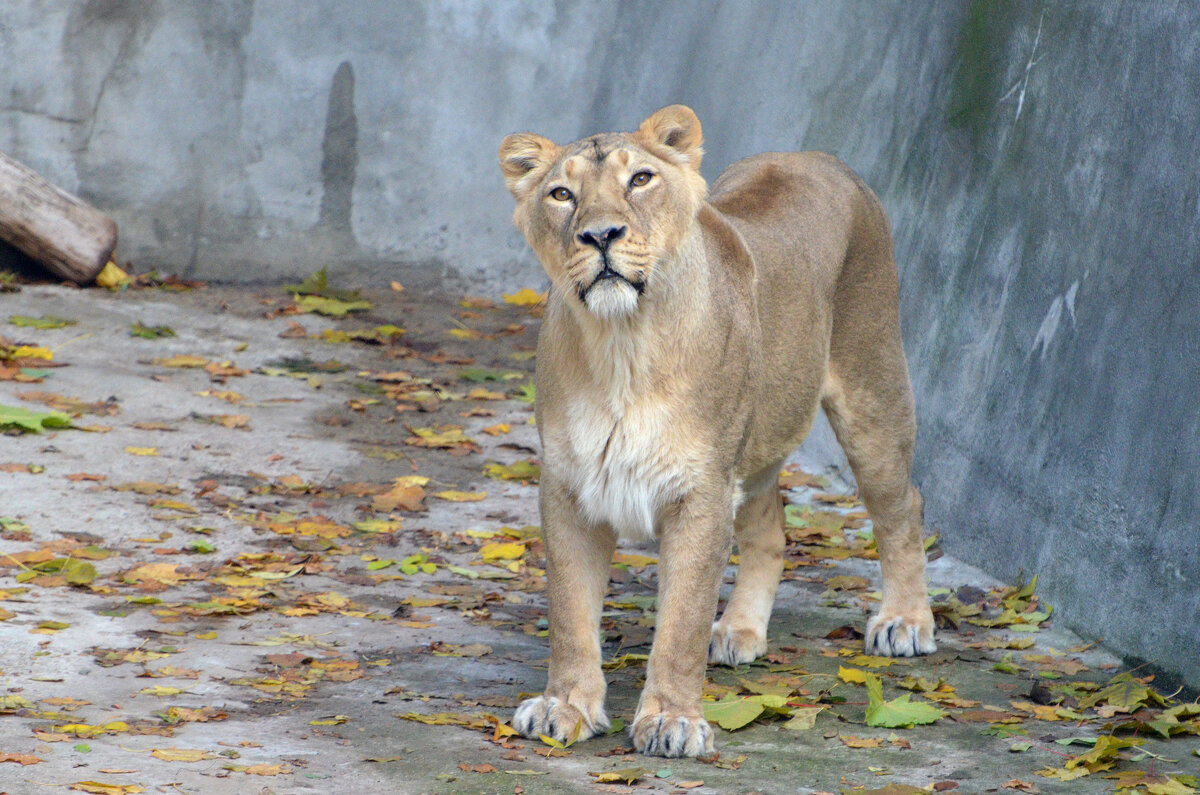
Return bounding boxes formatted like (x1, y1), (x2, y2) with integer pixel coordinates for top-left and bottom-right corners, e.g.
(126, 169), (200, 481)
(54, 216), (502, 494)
(278, 321), (308, 338)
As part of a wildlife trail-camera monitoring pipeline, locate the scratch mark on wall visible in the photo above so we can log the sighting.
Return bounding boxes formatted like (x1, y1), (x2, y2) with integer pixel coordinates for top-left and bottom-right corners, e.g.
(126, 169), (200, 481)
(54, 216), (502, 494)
(1030, 278), (1080, 361)
(996, 6), (1045, 124)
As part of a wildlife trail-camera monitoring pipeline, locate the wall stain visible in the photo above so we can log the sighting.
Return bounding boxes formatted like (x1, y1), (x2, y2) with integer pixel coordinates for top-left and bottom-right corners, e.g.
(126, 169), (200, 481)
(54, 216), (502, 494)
(318, 60), (358, 247)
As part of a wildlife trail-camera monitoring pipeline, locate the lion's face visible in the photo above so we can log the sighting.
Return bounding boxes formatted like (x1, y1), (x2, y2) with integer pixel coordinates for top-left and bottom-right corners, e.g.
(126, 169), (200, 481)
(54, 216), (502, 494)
(500, 106), (708, 319)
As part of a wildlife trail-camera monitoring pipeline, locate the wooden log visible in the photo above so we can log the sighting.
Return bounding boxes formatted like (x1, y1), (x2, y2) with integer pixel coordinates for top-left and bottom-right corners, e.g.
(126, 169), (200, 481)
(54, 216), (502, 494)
(0, 150), (118, 284)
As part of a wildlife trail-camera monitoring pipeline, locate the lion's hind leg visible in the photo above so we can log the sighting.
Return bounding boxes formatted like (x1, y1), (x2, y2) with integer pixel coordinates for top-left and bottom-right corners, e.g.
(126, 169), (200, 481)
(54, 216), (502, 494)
(821, 362), (935, 658)
(709, 481), (785, 666)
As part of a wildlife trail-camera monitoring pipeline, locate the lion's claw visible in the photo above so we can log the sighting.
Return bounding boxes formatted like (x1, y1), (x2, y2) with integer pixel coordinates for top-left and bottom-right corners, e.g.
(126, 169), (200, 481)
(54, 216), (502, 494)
(631, 712), (714, 758)
(512, 695), (607, 743)
(865, 612), (936, 657)
(708, 621), (766, 666)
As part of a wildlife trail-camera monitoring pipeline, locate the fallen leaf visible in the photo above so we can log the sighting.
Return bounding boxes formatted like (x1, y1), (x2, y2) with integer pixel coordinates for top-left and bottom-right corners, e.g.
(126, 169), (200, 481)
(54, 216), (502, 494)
(95, 261), (131, 288)
(153, 354), (209, 368)
(0, 404), (74, 433)
(502, 288), (547, 306)
(294, 294), (371, 316)
(150, 747), (215, 762)
(124, 446), (158, 456)
(840, 734), (885, 748)
(589, 767), (652, 784)
(0, 752), (43, 765)
(864, 672), (946, 728)
(433, 490), (487, 502)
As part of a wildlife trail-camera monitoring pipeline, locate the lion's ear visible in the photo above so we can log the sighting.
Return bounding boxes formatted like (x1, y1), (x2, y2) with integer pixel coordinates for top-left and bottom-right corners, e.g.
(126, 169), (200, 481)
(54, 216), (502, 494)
(635, 105), (703, 170)
(499, 133), (557, 198)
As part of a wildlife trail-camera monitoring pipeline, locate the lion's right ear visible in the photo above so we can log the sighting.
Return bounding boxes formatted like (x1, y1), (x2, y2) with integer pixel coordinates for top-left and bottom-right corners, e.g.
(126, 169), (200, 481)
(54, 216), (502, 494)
(499, 133), (557, 198)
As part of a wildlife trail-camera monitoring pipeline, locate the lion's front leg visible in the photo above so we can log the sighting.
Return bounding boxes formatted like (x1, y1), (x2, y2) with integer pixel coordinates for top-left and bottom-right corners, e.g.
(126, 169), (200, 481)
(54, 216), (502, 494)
(513, 479), (616, 744)
(631, 491), (731, 758)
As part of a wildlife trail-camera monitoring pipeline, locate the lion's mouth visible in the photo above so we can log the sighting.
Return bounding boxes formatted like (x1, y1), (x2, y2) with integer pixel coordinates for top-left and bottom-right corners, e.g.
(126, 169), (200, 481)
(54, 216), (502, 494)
(577, 261), (644, 303)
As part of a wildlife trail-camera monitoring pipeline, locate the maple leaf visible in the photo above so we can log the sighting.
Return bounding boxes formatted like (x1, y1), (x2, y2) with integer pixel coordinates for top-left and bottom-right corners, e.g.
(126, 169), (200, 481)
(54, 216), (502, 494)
(0, 403), (74, 433)
(864, 672), (946, 728)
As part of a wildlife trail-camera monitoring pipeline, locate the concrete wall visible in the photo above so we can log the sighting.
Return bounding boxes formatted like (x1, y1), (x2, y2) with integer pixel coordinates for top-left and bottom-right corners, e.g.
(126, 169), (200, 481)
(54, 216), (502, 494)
(2, 1), (1197, 686)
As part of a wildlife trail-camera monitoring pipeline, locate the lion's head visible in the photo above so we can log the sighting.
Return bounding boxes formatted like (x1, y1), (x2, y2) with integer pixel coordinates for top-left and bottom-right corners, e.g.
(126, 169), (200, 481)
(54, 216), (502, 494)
(499, 105), (708, 319)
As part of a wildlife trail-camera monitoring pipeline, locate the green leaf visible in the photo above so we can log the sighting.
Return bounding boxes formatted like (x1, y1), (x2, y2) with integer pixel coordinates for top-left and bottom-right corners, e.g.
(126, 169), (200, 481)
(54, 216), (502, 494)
(186, 539), (216, 554)
(514, 381), (536, 403)
(483, 460), (541, 482)
(293, 294), (371, 317)
(367, 559), (396, 571)
(780, 706), (827, 731)
(0, 404), (74, 433)
(10, 315), (75, 329)
(62, 559), (96, 585)
(284, 267), (363, 301)
(703, 695), (766, 731)
(130, 322), (176, 339)
(864, 672), (946, 728)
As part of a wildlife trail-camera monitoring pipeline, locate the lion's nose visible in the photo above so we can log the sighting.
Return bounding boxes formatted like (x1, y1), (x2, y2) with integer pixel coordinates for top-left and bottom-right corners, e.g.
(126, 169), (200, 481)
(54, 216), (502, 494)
(577, 225), (627, 252)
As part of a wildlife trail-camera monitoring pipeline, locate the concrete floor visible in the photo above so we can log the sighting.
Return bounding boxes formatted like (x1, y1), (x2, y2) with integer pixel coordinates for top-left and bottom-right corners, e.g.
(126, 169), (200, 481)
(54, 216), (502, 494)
(1, 282), (1196, 795)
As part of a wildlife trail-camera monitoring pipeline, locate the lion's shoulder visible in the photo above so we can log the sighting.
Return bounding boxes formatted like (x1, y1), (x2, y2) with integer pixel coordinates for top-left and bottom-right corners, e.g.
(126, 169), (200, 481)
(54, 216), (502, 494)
(710, 151), (861, 223)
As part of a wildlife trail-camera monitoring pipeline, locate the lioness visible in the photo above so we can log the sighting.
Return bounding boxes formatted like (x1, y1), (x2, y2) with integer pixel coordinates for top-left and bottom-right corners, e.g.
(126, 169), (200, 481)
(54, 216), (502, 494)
(498, 106), (935, 758)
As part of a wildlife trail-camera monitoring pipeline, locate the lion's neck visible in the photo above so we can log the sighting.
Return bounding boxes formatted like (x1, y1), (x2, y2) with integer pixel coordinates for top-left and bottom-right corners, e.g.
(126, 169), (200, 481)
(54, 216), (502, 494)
(571, 228), (709, 413)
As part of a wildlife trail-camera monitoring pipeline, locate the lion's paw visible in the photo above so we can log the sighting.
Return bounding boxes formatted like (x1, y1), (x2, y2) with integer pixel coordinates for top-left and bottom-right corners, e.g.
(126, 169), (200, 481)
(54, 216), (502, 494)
(512, 695), (608, 744)
(708, 620), (766, 666)
(865, 610), (936, 657)
(631, 711), (714, 758)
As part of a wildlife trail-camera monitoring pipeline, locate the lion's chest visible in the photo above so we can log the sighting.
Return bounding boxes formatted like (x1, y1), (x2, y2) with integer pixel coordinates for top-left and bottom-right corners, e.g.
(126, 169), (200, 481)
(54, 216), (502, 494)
(553, 397), (696, 541)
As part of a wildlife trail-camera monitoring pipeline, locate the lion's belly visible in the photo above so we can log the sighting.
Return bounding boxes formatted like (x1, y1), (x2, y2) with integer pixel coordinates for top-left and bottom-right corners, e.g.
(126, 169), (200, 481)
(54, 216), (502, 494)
(556, 398), (697, 541)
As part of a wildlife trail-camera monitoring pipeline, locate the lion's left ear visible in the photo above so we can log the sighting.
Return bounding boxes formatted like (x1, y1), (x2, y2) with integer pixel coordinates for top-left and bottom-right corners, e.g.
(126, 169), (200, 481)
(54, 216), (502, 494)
(499, 133), (558, 198)
(635, 105), (703, 170)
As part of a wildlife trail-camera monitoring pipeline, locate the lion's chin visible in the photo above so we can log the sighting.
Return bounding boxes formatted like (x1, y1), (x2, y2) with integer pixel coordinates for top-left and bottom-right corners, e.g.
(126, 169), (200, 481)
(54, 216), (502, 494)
(582, 278), (641, 319)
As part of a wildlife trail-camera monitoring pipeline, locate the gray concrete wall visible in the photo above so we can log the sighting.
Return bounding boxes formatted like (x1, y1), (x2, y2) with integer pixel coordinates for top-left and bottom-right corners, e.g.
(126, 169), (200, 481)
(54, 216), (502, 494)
(2, 1), (1196, 685)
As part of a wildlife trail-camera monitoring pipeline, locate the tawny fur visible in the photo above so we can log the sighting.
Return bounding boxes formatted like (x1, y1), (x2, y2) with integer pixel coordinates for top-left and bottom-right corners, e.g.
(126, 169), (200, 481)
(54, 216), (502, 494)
(499, 105), (935, 758)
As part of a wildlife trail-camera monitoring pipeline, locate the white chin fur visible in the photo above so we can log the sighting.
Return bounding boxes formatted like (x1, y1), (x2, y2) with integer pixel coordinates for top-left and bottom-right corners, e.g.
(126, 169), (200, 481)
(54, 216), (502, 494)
(583, 280), (640, 319)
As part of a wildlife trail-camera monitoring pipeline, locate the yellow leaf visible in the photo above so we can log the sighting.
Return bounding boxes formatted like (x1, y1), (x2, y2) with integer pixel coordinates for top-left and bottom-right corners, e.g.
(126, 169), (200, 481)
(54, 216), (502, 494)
(502, 287), (547, 306)
(433, 490), (487, 502)
(11, 345), (52, 360)
(309, 715), (350, 726)
(482, 423), (510, 436)
(406, 426), (476, 449)
(94, 261), (130, 289)
(124, 446), (158, 456)
(612, 551), (658, 568)
(838, 666), (869, 685)
(390, 281), (405, 292)
(150, 747), (215, 762)
(139, 686), (185, 697)
(122, 563), (185, 585)
(152, 354), (209, 368)
(449, 328), (481, 340)
(480, 542), (526, 561)
(71, 782), (145, 795)
(195, 631), (217, 640)
(394, 475), (430, 488)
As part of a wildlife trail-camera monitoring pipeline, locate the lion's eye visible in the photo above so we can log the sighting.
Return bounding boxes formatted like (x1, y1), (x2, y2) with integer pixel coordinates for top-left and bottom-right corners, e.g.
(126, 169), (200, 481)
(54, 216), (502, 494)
(549, 187), (573, 202)
(630, 171), (653, 188)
